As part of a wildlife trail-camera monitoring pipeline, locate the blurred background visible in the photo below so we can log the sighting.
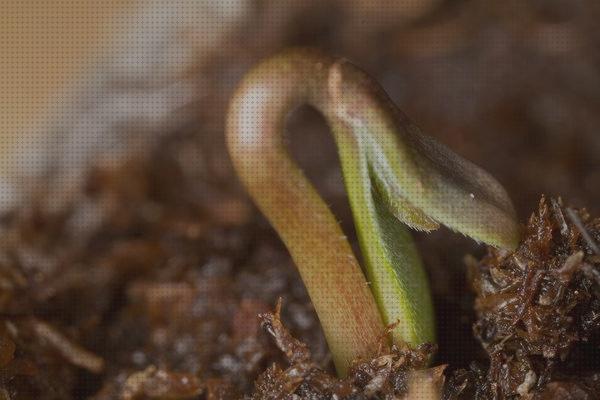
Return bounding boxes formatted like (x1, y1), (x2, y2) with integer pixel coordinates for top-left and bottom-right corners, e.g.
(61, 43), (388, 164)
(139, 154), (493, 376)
(3, 0), (600, 216)
(1, 0), (600, 398)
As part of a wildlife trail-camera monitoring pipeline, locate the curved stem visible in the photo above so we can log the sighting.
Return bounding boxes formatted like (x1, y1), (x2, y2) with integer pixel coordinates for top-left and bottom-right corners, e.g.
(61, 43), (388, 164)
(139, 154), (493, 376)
(226, 50), (385, 374)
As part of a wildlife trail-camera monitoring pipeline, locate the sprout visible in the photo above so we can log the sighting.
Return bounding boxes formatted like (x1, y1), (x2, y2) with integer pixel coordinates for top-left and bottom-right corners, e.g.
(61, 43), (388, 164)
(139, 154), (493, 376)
(226, 48), (520, 376)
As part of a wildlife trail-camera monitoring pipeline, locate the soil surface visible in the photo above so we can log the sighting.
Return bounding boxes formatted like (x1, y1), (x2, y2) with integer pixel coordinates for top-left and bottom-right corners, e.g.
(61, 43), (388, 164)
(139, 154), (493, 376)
(3, 0), (600, 399)
(448, 198), (600, 399)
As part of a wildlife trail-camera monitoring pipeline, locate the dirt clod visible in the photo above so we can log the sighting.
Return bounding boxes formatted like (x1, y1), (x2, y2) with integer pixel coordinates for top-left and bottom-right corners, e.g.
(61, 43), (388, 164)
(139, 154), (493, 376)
(466, 197), (600, 398)
(252, 302), (441, 399)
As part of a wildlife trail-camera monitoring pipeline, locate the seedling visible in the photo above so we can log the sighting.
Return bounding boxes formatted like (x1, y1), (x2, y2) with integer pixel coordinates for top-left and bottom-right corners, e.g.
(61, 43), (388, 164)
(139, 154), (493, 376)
(226, 48), (520, 376)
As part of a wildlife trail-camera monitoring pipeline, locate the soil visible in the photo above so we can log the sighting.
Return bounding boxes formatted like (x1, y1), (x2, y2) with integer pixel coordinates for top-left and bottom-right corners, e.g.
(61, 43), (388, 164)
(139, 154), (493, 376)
(3, 0), (600, 399)
(448, 198), (600, 399)
(0, 130), (324, 399)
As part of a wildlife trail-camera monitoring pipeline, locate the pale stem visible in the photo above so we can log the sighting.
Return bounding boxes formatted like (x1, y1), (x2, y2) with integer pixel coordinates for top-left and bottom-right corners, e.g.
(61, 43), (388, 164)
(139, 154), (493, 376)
(226, 49), (386, 375)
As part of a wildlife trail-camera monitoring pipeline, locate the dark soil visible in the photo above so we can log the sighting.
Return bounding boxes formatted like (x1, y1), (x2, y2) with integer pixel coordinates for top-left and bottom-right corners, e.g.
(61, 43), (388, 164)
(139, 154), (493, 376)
(3, 119), (600, 399)
(3, 0), (600, 399)
(446, 198), (600, 399)
(0, 131), (330, 399)
(251, 300), (441, 399)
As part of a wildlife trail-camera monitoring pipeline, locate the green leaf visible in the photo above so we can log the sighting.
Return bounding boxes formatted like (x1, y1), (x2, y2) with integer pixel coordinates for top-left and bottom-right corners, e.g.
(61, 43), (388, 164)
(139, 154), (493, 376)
(365, 120), (520, 249)
(326, 60), (520, 250)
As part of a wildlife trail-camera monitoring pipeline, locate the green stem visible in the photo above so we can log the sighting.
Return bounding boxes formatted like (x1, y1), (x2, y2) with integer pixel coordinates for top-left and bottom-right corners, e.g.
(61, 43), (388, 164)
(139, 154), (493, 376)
(334, 130), (435, 345)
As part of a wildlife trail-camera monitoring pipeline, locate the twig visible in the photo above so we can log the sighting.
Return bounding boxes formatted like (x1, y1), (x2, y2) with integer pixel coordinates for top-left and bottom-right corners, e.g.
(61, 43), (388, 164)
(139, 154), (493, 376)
(31, 319), (104, 373)
(566, 208), (600, 255)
